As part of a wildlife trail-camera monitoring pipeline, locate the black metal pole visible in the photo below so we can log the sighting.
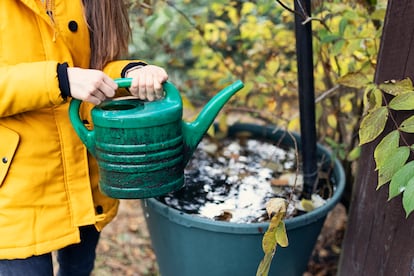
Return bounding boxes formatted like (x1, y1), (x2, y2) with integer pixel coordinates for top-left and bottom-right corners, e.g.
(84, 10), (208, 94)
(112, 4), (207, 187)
(294, 0), (318, 199)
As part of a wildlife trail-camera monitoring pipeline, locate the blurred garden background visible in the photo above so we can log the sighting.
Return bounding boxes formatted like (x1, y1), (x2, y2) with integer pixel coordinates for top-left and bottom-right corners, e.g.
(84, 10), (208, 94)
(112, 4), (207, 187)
(127, 0), (386, 197)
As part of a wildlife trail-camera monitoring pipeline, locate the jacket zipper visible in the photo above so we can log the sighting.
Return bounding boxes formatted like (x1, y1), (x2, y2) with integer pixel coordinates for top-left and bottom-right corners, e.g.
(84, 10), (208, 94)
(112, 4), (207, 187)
(40, 0), (57, 41)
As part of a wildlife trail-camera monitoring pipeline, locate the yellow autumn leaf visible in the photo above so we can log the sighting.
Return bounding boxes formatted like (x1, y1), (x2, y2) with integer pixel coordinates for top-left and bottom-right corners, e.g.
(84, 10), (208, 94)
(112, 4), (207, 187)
(301, 199), (314, 212)
(204, 23), (219, 42)
(265, 58), (280, 75)
(267, 99), (277, 112)
(226, 6), (239, 25)
(211, 3), (224, 16)
(359, 106), (388, 145)
(287, 117), (300, 132)
(214, 19), (227, 29)
(219, 30), (227, 43)
(337, 72), (371, 89)
(241, 2), (256, 16)
(257, 198), (288, 276)
(261, 218), (278, 254)
(275, 221), (288, 247)
(340, 96), (353, 113)
(379, 78), (414, 96)
(327, 113), (337, 129)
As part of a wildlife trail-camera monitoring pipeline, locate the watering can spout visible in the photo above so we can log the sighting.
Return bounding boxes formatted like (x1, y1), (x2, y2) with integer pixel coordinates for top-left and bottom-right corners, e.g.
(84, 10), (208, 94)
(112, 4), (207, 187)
(182, 80), (244, 165)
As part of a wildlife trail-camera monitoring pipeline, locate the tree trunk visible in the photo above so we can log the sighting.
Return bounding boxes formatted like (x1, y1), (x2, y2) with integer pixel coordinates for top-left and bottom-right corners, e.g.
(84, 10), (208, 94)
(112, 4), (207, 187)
(338, 1), (414, 275)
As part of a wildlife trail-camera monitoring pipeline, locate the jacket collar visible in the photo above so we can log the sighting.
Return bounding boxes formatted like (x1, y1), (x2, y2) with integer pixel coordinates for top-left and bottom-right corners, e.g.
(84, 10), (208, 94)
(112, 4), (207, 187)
(19, 0), (53, 25)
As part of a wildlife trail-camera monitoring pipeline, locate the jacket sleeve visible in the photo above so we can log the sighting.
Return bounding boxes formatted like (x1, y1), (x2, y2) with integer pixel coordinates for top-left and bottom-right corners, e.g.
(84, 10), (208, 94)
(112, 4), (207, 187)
(102, 60), (147, 79)
(0, 61), (64, 118)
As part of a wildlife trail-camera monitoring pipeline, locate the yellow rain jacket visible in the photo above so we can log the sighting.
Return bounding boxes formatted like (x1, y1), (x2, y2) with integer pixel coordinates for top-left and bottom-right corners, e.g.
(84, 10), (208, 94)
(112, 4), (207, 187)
(0, 0), (142, 258)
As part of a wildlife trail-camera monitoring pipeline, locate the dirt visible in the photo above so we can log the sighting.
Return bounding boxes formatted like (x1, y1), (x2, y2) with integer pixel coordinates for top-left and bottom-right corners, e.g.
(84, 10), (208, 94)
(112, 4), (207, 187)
(92, 199), (347, 276)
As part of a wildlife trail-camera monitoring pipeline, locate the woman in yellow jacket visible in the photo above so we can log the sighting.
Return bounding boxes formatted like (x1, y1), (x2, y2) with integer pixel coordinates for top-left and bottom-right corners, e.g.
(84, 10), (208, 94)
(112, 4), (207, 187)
(0, 0), (168, 275)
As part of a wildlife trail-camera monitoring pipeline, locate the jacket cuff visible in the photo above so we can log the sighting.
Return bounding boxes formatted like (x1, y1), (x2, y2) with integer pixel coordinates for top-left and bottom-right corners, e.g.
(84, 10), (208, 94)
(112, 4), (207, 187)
(121, 62), (147, 78)
(57, 63), (71, 99)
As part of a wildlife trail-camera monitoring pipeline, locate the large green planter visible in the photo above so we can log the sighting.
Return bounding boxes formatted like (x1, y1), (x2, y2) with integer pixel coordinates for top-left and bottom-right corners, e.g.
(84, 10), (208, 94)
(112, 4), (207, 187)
(142, 123), (345, 276)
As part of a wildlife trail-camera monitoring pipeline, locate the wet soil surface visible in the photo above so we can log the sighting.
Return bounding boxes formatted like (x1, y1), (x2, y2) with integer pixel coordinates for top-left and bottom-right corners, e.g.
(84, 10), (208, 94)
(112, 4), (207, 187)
(158, 137), (335, 223)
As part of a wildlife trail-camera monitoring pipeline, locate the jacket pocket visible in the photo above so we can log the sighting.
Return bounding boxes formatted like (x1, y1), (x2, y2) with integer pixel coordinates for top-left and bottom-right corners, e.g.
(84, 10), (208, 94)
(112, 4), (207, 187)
(0, 125), (19, 185)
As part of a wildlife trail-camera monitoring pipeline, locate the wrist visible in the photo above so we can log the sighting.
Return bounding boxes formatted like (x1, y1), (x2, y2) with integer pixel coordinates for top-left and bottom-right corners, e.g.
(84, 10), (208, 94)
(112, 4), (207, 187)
(121, 62), (147, 78)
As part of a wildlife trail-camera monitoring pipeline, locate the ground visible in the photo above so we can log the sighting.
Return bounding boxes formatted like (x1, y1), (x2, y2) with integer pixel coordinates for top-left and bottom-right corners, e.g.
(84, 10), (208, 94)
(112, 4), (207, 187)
(91, 200), (347, 276)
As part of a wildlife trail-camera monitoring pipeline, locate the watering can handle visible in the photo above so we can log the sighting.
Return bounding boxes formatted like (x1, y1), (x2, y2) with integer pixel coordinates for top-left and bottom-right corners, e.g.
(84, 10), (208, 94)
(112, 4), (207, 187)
(115, 78), (133, 88)
(69, 78), (181, 156)
(114, 78), (179, 102)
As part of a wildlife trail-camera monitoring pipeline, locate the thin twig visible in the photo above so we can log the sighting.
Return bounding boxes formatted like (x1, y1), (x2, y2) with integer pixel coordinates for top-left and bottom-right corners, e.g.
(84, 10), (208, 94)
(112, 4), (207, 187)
(275, 0), (331, 31)
(289, 85), (341, 120)
(295, 0), (309, 19)
(275, 0), (305, 19)
(315, 85), (340, 103)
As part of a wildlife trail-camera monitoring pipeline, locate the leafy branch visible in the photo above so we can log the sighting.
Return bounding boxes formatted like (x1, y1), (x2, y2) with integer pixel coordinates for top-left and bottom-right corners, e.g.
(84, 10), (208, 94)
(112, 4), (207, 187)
(357, 77), (414, 217)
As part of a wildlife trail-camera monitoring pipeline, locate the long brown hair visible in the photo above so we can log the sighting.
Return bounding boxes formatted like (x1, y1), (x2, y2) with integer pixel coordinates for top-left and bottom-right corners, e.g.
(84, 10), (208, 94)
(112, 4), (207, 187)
(82, 0), (132, 69)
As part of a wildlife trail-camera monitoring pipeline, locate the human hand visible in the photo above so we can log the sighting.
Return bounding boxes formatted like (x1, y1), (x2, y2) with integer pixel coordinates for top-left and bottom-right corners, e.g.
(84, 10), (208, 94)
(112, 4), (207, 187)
(67, 67), (117, 105)
(125, 65), (168, 101)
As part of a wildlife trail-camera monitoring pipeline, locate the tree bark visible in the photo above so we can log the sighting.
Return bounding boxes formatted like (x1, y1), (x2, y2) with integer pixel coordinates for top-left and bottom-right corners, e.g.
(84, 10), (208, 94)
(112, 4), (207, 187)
(338, 1), (414, 275)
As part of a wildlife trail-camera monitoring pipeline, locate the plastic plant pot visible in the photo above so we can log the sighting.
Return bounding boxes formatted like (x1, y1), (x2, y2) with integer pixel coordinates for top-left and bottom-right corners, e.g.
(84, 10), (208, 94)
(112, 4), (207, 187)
(142, 123), (345, 276)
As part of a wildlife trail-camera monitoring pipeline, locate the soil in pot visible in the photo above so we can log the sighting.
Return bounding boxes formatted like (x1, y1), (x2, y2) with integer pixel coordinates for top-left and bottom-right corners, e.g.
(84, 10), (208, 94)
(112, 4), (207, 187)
(157, 133), (336, 224)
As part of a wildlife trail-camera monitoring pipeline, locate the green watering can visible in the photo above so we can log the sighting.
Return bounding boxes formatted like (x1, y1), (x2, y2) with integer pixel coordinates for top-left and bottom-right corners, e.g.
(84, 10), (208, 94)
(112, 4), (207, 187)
(69, 78), (244, 199)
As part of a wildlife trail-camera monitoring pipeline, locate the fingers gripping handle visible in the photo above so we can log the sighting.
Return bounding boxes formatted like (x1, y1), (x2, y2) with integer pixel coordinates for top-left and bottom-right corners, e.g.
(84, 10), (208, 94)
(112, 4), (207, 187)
(68, 78), (132, 155)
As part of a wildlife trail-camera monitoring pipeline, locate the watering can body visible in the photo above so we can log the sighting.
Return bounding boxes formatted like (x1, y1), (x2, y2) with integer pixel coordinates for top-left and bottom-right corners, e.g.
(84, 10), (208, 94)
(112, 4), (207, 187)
(69, 78), (244, 199)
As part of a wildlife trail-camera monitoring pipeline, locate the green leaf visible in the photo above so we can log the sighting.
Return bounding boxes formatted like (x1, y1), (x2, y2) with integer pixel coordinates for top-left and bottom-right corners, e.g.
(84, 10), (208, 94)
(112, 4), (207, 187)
(347, 146), (361, 161)
(332, 40), (345, 56)
(389, 160), (414, 199)
(374, 130), (399, 164)
(377, 146), (410, 189)
(400, 116), (414, 133)
(338, 72), (371, 89)
(402, 180), (414, 217)
(389, 93), (414, 110)
(359, 106), (388, 145)
(367, 87), (383, 111)
(370, 8), (386, 21)
(343, 10), (359, 20)
(379, 78), (414, 96)
(255, 75), (268, 83)
(320, 34), (341, 43)
(338, 18), (348, 36)
(346, 39), (363, 54)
